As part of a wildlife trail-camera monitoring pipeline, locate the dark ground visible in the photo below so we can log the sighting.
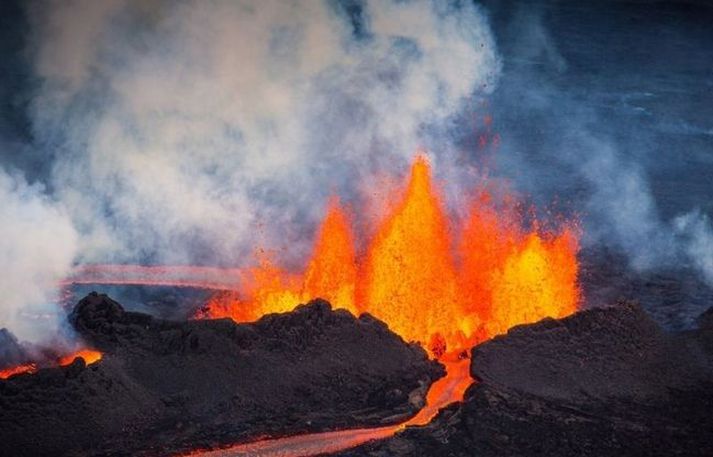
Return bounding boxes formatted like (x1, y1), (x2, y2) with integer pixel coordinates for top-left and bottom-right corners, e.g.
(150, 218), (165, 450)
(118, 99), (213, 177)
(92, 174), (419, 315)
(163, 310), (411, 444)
(0, 293), (442, 457)
(338, 302), (713, 456)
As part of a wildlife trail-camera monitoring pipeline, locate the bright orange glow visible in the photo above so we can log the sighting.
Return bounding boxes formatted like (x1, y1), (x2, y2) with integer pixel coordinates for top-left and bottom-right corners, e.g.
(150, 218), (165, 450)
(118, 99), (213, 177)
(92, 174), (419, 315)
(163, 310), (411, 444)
(200, 152), (581, 357)
(0, 363), (37, 380)
(58, 349), (103, 367)
(357, 154), (462, 355)
(303, 198), (358, 315)
(458, 191), (518, 325)
(458, 192), (580, 339)
(404, 358), (472, 427)
(0, 349), (102, 380)
(202, 255), (303, 323)
(488, 230), (579, 336)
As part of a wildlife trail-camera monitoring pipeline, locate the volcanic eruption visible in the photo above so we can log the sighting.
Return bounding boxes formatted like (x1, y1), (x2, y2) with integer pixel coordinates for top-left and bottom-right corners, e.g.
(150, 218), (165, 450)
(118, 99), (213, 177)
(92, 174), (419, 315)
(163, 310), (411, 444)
(2, 0), (713, 456)
(198, 153), (580, 357)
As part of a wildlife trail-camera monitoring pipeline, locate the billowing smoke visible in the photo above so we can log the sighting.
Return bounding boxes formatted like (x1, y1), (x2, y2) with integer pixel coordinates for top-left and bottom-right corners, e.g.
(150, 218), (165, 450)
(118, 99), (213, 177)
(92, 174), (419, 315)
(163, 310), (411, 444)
(2, 0), (711, 342)
(0, 168), (77, 341)
(0, 0), (499, 341)
(26, 0), (499, 269)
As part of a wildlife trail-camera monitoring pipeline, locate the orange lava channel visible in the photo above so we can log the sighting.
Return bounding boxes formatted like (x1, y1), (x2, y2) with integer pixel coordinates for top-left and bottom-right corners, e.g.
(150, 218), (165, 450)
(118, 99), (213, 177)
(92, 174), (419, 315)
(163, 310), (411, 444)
(0, 363), (37, 380)
(185, 359), (471, 457)
(0, 349), (103, 380)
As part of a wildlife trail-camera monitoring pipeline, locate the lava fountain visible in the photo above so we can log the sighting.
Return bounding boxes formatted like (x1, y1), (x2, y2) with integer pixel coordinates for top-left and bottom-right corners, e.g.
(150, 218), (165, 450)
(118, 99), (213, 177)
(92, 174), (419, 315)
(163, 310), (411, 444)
(180, 153), (580, 456)
(199, 153), (580, 356)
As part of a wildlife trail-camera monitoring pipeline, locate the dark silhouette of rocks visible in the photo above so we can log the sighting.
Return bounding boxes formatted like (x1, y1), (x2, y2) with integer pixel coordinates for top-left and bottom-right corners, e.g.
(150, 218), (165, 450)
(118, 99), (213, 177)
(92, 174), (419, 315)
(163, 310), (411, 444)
(0, 293), (441, 456)
(340, 302), (713, 457)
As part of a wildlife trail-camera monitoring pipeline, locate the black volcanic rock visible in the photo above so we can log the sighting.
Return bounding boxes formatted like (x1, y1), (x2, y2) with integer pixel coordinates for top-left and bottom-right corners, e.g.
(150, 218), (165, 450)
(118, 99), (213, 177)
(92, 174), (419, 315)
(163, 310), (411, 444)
(0, 293), (442, 456)
(470, 301), (710, 401)
(0, 328), (27, 368)
(339, 303), (713, 457)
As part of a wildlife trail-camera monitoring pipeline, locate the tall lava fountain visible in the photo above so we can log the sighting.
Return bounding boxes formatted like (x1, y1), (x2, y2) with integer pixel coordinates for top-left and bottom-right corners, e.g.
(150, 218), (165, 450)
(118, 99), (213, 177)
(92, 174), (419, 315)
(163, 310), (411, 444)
(200, 153), (579, 356)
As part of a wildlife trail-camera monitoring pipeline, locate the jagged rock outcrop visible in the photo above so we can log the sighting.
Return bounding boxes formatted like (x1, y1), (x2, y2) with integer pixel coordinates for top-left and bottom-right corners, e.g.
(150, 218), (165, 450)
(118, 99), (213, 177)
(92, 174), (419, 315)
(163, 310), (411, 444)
(339, 303), (713, 457)
(0, 328), (26, 368)
(0, 293), (442, 456)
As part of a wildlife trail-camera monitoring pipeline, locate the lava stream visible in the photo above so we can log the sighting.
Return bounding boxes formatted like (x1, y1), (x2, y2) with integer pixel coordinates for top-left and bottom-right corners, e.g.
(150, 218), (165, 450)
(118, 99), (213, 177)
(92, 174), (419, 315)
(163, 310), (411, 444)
(0, 349), (103, 380)
(186, 359), (471, 457)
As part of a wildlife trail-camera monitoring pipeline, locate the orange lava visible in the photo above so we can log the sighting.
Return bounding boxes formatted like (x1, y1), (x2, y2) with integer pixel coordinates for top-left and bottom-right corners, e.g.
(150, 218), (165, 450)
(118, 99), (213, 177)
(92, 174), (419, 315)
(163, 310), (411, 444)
(58, 349), (103, 367)
(303, 198), (359, 316)
(183, 358), (472, 457)
(201, 152), (580, 356)
(0, 349), (103, 380)
(0, 363), (37, 380)
(357, 155), (462, 355)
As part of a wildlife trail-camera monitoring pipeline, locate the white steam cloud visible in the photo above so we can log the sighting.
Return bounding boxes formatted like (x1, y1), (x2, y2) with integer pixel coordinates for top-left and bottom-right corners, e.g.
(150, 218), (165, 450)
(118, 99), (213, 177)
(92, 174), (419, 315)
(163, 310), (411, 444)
(0, 168), (78, 341)
(26, 0), (499, 269)
(9, 0), (708, 343)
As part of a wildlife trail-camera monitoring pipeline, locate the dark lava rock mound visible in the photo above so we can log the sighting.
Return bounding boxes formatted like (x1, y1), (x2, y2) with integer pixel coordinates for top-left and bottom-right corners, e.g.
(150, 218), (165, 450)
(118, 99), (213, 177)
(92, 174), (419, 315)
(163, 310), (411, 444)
(0, 293), (442, 456)
(0, 329), (26, 368)
(339, 302), (713, 457)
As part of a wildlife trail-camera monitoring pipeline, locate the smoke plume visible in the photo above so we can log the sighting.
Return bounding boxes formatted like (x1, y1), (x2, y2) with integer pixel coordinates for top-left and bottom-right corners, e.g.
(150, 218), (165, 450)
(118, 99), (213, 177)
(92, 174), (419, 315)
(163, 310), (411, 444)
(2, 0), (712, 341)
(27, 0), (499, 267)
(0, 168), (77, 341)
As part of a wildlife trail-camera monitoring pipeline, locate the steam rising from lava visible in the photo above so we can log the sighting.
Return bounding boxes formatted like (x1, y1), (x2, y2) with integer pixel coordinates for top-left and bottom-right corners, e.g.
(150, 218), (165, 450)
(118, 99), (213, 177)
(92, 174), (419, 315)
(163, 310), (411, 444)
(28, 0), (500, 268)
(1, 0), (712, 349)
(0, 171), (77, 342)
(2, 0), (501, 341)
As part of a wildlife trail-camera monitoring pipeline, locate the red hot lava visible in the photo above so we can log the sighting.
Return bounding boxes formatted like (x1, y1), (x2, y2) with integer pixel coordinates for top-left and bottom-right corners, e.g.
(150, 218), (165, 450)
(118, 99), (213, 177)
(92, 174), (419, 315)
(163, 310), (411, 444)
(199, 153), (580, 356)
(0, 349), (103, 380)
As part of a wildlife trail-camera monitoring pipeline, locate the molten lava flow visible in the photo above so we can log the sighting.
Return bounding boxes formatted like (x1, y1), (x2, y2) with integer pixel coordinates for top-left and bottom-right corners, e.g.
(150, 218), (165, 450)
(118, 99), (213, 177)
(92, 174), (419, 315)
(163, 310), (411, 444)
(0, 363), (37, 380)
(58, 349), (103, 367)
(61, 152), (581, 456)
(185, 358), (472, 457)
(0, 349), (103, 380)
(199, 152), (580, 357)
(404, 357), (472, 427)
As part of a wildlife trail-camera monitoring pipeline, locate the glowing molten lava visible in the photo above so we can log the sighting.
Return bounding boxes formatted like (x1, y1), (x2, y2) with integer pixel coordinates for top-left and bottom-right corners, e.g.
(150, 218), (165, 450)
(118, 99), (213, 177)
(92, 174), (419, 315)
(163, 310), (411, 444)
(0, 363), (37, 380)
(357, 156), (462, 354)
(0, 349), (103, 380)
(58, 349), (103, 367)
(303, 198), (359, 316)
(201, 153), (579, 356)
